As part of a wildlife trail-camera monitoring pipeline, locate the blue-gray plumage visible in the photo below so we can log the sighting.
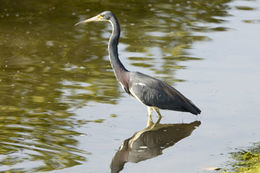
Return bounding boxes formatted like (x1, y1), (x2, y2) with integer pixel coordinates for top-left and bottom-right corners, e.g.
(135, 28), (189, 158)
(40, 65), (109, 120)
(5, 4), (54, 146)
(76, 11), (201, 119)
(128, 72), (201, 115)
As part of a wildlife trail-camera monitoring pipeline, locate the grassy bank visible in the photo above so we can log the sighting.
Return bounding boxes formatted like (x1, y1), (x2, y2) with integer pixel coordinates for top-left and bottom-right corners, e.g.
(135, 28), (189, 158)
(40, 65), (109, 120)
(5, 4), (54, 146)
(221, 143), (260, 173)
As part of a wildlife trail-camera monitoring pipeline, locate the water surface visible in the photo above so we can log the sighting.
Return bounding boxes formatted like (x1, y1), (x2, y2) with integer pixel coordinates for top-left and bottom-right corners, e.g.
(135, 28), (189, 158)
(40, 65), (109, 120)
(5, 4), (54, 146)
(0, 0), (260, 172)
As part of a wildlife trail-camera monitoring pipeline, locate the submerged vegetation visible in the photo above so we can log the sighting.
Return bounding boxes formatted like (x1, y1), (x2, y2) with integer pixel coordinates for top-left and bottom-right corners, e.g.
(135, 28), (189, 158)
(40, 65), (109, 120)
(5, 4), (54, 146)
(222, 143), (260, 173)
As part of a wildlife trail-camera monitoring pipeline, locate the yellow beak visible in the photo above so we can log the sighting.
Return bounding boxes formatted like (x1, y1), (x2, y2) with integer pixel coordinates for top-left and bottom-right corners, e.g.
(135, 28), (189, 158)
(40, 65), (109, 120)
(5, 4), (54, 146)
(75, 15), (103, 26)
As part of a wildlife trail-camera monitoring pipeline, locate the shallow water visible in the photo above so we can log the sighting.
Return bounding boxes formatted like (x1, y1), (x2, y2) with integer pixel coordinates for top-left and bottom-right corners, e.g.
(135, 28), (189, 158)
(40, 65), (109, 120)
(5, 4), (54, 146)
(0, 0), (260, 172)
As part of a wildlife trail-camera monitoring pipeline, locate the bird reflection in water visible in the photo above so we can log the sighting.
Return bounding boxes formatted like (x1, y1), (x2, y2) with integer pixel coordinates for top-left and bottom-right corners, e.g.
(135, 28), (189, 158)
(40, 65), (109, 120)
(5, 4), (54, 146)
(110, 117), (201, 173)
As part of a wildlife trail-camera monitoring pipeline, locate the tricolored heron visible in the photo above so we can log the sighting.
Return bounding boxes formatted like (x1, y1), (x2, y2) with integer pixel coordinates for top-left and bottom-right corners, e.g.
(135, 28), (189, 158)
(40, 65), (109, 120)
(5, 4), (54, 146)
(76, 11), (201, 120)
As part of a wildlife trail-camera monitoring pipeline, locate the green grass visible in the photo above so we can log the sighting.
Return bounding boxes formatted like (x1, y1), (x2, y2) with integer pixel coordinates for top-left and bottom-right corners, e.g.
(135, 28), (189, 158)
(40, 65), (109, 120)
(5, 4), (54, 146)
(221, 143), (260, 173)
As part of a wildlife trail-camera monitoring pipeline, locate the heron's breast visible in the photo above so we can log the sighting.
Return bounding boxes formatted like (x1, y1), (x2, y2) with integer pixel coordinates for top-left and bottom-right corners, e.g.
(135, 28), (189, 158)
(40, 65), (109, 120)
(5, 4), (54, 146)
(128, 82), (149, 104)
(129, 87), (145, 105)
(119, 82), (131, 94)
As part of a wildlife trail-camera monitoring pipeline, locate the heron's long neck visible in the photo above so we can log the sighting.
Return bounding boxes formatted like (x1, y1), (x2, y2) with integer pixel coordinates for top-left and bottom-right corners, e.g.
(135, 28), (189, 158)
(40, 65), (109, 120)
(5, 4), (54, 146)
(108, 17), (128, 81)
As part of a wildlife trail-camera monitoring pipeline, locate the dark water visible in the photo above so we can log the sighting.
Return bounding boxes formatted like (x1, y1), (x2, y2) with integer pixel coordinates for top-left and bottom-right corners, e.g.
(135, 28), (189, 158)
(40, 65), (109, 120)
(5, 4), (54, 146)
(0, 0), (259, 172)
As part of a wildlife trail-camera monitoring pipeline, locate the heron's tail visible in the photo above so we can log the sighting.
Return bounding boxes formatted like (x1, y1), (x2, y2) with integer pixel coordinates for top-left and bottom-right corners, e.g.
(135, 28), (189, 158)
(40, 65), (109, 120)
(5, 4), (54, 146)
(186, 101), (201, 115)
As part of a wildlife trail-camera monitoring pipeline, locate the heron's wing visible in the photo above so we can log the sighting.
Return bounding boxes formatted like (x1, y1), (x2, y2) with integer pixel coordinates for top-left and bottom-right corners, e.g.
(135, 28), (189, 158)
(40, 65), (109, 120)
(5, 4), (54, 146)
(128, 72), (201, 114)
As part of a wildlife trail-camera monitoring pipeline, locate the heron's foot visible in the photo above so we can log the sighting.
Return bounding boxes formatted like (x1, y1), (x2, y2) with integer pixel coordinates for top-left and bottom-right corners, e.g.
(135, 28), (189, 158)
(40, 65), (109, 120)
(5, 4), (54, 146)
(146, 117), (154, 128)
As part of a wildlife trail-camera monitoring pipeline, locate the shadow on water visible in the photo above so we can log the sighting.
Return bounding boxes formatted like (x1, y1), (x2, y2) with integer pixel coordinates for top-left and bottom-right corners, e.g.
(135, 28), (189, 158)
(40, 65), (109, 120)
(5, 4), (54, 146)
(110, 117), (201, 173)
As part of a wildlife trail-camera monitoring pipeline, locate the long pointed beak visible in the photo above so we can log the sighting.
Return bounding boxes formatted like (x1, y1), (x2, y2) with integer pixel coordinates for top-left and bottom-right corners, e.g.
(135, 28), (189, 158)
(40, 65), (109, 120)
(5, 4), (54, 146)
(75, 15), (100, 26)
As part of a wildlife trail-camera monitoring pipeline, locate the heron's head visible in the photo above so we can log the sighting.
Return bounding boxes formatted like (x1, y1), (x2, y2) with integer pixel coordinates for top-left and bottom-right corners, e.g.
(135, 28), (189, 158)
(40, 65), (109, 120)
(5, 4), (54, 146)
(75, 11), (114, 25)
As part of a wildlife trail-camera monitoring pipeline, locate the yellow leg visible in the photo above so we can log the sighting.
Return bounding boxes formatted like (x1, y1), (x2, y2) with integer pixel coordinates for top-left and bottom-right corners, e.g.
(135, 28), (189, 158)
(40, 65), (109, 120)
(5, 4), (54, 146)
(146, 107), (154, 128)
(153, 107), (162, 125)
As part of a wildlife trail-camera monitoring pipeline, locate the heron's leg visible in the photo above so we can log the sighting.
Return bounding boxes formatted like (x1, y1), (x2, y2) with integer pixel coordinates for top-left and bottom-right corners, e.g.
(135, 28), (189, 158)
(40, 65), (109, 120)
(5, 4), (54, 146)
(146, 107), (154, 128)
(153, 107), (162, 123)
